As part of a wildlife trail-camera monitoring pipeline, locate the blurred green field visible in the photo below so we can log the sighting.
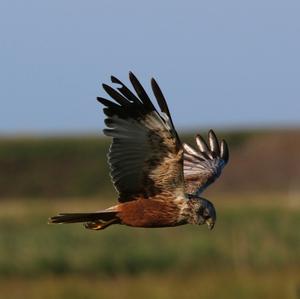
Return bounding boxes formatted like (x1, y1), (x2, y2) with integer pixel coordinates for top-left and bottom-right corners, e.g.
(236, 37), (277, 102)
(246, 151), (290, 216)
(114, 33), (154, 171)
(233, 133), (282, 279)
(1, 131), (300, 298)
(0, 193), (299, 299)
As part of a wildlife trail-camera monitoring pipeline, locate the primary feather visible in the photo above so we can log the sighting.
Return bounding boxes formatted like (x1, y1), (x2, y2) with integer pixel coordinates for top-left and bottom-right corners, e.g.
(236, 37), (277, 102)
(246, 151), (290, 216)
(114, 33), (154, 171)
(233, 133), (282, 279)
(183, 130), (229, 195)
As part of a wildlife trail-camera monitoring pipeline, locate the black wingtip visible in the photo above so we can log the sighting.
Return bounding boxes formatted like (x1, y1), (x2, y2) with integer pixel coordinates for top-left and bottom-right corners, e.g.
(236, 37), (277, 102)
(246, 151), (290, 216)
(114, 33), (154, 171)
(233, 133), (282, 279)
(96, 96), (102, 103)
(128, 71), (135, 81)
(151, 77), (168, 112)
(128, 72), (156, 111)
(102, 83), (111, 94)
(111, 75), (120, 84)
(208, 130), (220, 156)
(150, 77), (157, 87)
(220, 139), (229, 163)
(102, 83), (109, 90)
(97, 96), (108, 105)
(102, 83), (131, 106)
(111, 74), (142, 105)
(150, 78), (160, 95)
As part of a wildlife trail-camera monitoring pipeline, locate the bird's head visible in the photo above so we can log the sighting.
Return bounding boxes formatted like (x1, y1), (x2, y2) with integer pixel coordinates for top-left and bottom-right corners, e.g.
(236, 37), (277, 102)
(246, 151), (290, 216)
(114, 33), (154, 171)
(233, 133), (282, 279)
(191, 197), (216, 230)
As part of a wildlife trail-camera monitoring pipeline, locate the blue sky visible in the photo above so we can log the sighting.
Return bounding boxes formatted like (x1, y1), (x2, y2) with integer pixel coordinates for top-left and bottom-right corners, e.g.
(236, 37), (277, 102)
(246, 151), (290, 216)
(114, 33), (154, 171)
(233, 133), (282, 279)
(0, 0), (299, 134)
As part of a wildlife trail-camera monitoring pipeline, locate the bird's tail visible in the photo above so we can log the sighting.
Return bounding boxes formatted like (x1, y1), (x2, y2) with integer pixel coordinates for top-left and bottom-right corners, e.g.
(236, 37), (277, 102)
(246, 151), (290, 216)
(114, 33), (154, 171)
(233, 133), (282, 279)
(48, 210), (119, 230)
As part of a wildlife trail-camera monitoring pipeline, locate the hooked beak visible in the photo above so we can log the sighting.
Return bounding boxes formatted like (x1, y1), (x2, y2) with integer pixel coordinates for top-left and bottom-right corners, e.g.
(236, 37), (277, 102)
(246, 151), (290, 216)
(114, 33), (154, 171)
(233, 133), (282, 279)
(206, 219), (215, 230)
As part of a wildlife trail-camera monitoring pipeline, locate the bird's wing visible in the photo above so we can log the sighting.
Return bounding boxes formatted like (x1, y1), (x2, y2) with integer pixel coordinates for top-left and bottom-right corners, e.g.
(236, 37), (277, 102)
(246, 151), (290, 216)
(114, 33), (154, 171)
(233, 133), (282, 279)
(183, 130), (229, 195)
(97, 72), (184, 203)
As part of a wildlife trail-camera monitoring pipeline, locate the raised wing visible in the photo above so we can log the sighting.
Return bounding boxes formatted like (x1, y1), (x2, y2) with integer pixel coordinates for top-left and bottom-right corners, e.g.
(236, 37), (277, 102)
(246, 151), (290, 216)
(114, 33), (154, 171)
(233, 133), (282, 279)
(97, 72), (184, 202)
(183, 130), (229, 195)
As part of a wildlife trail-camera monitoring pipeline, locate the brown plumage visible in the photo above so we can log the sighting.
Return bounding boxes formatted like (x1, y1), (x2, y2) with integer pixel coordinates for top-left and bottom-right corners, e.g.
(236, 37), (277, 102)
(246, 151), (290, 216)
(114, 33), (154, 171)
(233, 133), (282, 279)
(49, 72), (229, 230)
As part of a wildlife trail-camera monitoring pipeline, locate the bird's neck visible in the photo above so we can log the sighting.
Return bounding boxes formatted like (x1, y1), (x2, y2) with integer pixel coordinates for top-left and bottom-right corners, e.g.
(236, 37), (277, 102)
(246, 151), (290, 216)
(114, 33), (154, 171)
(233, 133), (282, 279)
(176, 197), (199, 225)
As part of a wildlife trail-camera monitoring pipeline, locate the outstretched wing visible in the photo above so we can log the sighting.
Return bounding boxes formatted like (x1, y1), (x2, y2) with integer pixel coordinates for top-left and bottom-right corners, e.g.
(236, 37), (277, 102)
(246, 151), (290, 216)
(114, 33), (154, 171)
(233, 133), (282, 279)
(183, 130), (229, 195)
(97, 72), (184, 202)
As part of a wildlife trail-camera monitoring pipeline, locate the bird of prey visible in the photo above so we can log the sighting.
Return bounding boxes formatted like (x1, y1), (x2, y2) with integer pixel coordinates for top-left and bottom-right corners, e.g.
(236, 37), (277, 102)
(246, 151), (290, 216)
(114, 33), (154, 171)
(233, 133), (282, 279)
(49, 72), (229, 230)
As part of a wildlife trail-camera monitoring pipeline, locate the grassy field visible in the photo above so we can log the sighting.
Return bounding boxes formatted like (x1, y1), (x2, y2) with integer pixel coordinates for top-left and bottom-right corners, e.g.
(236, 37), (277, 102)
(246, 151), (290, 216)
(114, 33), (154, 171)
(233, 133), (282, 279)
(0, 193), (299, 299)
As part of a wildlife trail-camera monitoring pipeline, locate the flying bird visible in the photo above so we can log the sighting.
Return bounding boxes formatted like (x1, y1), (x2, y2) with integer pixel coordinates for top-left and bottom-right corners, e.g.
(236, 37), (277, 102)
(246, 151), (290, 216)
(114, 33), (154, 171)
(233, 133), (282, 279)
(49, 72), (229, 230)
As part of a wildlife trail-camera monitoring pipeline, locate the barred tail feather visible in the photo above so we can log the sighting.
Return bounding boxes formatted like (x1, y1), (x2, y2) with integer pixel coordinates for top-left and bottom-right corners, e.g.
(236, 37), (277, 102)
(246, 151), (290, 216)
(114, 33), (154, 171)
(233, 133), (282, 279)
(48, 211), (119, 230)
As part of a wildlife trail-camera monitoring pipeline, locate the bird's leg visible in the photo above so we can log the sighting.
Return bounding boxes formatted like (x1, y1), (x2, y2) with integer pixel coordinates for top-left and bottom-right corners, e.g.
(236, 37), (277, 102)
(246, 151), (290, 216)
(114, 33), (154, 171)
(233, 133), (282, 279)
(84, 219), (117, 230)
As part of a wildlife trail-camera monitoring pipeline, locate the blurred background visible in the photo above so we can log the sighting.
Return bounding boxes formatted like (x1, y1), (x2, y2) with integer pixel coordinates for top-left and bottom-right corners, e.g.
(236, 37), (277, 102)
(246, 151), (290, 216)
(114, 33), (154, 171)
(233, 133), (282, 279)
(0, 1), (299, 298)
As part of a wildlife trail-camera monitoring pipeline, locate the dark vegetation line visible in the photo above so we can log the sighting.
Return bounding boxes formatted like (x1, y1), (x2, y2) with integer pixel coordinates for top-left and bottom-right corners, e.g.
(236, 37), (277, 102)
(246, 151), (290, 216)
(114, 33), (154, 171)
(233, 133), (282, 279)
(0, 130), (299, 198)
